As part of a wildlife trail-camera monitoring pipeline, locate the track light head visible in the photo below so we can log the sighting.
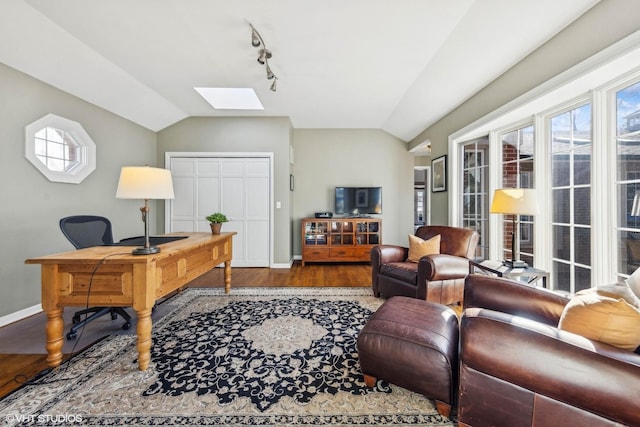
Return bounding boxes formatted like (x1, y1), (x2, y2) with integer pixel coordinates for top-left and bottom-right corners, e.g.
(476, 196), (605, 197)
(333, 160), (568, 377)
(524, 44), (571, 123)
(266, 65), (275, 80)
(257, 49), (272, 65)
(270, 78), (277, 92)
(251, 29), (261, 47)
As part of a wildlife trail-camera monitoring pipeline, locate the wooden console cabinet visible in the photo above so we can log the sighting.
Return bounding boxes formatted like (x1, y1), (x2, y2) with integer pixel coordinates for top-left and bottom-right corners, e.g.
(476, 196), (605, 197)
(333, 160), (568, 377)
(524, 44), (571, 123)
(301, 218), (381, 266)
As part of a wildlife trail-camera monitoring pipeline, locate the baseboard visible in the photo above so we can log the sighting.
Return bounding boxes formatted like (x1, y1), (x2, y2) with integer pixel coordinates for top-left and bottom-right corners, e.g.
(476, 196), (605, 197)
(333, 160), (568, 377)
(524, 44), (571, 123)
(0, 303), (42, 327)
(271, 259), (293, 268)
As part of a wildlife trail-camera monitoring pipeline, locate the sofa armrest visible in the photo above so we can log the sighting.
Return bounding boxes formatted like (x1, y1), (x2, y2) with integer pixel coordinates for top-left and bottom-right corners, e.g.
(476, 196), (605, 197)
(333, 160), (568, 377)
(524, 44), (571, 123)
(460, 308), (640, 426)
(464, 274), (568, 326)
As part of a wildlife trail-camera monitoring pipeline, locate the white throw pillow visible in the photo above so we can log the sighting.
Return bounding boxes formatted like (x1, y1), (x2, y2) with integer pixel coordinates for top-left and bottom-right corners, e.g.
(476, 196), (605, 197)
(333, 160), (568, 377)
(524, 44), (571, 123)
(625, 266), (640, 301)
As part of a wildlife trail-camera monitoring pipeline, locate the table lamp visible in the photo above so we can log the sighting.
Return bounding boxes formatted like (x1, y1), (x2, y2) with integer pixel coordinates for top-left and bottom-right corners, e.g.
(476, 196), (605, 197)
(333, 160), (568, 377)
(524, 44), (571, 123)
(116, 166), (175, 255)
(490, 188), (537, 268)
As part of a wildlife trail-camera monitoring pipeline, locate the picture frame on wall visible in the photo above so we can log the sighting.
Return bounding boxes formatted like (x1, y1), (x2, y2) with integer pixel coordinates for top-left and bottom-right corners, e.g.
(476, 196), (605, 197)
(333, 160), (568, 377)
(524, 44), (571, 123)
(432, 155), (447, 192)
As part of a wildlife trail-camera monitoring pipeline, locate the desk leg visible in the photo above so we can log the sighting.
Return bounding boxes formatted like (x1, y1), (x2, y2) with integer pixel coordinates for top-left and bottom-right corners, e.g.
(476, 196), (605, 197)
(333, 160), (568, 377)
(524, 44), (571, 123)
(45, 308), (64, 368)
(224, 260), (232, 294)
(136, 308), (153, 371)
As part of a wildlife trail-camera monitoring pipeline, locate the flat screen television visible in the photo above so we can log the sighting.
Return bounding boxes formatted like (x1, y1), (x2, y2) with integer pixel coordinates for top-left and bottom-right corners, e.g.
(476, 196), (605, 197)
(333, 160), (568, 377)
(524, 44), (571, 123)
(335, 187), (382, 216)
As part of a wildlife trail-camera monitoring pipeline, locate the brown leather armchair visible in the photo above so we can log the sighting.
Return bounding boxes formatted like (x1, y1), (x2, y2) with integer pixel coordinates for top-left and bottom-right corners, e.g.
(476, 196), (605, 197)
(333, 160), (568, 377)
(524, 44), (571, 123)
(459, 275), (640, 427)
(370, 225), (478, 305)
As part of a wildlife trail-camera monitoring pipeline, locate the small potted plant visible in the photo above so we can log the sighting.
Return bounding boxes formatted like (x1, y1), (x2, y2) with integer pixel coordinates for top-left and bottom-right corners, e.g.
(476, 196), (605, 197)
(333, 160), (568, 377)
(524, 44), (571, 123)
(206, 212), (228, 234)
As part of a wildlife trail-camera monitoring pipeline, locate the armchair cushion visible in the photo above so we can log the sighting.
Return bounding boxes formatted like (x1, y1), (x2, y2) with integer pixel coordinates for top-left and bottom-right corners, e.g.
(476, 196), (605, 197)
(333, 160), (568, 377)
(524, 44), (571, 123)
(379, 262), (418, 283)
(407, 233), (440, 262)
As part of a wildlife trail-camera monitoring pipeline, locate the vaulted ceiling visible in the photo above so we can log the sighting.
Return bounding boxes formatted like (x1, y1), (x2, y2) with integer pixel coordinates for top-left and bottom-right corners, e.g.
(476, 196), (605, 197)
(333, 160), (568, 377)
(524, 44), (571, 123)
(1, 0), (600, 141)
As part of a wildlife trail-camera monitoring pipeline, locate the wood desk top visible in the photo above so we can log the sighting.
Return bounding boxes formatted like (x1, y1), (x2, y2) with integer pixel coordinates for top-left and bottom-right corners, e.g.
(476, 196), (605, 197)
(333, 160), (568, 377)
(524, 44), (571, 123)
(25, 232), (236, 264)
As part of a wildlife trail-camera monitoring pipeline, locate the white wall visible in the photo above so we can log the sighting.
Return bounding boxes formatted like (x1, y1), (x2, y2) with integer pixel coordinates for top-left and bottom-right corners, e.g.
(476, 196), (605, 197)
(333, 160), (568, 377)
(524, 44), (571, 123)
(156, 117), (293, 265)
(0, 62), (157, 319)
(292, 129), (414, 255)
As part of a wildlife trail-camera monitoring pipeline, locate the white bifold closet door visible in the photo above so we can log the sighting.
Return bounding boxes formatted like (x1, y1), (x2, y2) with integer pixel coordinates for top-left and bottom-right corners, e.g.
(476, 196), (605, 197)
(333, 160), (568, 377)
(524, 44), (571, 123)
(168, 156), (270, 267)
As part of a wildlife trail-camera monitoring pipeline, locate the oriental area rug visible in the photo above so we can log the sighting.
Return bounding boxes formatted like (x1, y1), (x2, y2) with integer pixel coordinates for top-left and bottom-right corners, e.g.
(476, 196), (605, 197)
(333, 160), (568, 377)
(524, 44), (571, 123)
(0, 288), (454, 426)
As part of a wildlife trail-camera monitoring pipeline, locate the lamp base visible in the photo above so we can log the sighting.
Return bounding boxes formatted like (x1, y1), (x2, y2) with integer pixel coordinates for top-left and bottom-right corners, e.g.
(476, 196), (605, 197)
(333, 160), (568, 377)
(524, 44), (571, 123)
(503, 259), (528, 268)
(132, 246), (160, 255)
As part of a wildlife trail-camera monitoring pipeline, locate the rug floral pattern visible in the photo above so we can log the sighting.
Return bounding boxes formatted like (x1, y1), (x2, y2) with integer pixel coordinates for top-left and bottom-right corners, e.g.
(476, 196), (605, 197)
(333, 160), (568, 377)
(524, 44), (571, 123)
(0, 288), (454, 426)
(144, 297), (380, 411)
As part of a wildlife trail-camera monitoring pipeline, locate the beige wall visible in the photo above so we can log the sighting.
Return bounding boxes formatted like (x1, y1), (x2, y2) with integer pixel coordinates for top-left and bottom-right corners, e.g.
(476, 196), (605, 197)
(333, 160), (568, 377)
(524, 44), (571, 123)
(0, 62), (157, 318)
(411, 0), (640, 224)
(156, 117), (293, 265)
(292, 129), (414, 255)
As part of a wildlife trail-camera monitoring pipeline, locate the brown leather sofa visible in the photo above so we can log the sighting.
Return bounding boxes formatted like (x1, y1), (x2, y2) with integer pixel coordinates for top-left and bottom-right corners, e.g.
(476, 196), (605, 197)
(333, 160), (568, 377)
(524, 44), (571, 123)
(458, 275), (640, 427)
(370, 225), (478, 305)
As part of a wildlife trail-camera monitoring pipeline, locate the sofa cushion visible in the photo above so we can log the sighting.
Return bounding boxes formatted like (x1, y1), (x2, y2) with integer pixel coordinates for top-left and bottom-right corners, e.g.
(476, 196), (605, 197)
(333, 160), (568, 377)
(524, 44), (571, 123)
(379, 262), (418, 284)
(407, 234), (440, 262)
(559, 288), (640, 351)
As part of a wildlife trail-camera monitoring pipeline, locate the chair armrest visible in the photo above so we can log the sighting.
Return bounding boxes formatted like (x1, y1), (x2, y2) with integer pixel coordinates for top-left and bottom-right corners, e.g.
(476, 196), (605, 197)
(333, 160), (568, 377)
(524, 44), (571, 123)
(464, 275), (568, 326)
(370, 245), (408, 266)
(417, 254), (469, 281)
(460, 308), (640, 426)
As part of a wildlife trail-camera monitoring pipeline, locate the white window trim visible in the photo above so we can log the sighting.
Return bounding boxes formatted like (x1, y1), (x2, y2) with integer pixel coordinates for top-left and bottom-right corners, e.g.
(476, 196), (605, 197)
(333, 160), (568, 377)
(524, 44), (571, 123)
(25, 113), (96, 184)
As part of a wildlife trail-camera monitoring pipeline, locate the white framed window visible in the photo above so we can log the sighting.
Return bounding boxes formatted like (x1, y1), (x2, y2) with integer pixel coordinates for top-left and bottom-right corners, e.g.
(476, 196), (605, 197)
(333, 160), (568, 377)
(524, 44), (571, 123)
(461, 136), (489, 259)
(548, 103), (592, 294)
(448, 31), (640, 292)
(25, 114), (96, 184)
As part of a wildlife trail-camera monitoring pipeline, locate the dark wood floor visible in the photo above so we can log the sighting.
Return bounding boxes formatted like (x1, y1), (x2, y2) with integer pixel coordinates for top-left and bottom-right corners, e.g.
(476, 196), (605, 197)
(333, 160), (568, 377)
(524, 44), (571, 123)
(0, 262), (372, 399)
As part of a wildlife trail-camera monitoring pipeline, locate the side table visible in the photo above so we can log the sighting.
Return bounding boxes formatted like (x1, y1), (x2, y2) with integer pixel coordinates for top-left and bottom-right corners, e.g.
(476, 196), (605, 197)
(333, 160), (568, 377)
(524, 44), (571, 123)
(469, 259), (549, 288)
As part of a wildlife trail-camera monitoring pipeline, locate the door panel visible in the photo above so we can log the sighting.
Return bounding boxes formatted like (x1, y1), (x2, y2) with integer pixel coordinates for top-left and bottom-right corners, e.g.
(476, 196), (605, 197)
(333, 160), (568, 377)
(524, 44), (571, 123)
(168, 155), (270, 267)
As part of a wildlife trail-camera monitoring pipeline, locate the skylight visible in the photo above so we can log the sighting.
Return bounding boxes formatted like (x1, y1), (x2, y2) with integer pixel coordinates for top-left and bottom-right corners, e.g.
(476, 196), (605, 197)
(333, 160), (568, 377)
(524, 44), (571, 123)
(195, 87), (264, 110)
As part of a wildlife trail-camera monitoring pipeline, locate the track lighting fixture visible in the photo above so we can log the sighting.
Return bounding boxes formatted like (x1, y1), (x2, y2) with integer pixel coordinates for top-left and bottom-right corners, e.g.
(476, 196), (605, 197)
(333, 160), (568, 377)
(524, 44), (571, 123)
(249, 23), (278, 92)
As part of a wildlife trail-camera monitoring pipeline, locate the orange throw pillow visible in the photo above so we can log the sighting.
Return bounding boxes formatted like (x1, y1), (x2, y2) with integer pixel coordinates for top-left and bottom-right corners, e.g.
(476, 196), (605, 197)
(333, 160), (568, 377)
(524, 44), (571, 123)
(407, 234), (441, 263)
(559, 288), (640, 351)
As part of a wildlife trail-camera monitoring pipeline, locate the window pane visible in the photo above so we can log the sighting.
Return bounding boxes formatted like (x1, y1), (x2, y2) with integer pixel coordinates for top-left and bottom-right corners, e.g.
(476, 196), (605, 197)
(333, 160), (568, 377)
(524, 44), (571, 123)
(553, 261), (571, 293)
(552, 153), (570, 187)
(574, 227), (591, 266)
(553, 188), (570, 223)
(574, 187), (590, 225)
(575, 266), (591, 293)
(574, 145), (591, 185)
(552, 225), (570, 259)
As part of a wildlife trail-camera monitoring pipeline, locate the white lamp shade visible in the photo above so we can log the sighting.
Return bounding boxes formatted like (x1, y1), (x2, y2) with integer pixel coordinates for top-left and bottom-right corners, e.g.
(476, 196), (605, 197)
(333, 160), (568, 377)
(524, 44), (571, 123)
(490, 188), (537, 215)
(116, 166), (175, 200)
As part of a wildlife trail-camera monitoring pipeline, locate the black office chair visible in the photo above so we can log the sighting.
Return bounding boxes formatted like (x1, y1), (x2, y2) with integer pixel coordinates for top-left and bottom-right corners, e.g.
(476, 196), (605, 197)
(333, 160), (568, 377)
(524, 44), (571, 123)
(59, 215), (132, 340)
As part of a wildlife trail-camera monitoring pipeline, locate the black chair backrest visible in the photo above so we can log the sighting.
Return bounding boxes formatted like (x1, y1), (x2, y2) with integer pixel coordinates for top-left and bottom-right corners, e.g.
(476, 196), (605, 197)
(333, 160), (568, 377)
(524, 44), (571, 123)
(59, 215), (114, 249)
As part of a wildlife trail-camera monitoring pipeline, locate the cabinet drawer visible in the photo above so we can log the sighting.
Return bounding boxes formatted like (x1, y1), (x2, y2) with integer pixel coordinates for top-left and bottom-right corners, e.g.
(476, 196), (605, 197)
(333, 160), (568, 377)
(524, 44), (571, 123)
(354, 246), (373, 260)
(303, 248), (330, 260)
(329, 248), (356, 258)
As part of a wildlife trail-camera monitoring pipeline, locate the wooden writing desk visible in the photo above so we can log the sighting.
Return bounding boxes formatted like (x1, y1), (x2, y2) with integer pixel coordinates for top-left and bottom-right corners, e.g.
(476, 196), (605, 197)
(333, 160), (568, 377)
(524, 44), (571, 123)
(25, 232), (235, 371)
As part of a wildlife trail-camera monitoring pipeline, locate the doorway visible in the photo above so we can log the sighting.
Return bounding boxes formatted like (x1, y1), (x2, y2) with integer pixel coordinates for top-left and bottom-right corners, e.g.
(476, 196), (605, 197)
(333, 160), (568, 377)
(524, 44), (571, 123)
(414, 167), (430, 230)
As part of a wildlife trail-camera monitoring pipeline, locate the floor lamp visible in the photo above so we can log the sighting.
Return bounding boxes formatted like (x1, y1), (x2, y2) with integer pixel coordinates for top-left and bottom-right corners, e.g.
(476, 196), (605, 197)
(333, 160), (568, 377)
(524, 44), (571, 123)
(116, 166), (175, 255)
(490, 188), (537, 268)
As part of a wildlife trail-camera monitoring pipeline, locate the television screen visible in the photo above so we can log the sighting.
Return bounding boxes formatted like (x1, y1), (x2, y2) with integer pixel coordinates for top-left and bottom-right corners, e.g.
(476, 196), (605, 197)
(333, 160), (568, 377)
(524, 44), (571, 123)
(335, 187), (382, 215)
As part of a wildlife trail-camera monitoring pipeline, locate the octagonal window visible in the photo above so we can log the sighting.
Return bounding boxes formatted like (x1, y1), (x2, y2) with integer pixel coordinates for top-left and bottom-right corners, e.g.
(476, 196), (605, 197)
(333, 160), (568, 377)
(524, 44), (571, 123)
(25, 114), (96, 184)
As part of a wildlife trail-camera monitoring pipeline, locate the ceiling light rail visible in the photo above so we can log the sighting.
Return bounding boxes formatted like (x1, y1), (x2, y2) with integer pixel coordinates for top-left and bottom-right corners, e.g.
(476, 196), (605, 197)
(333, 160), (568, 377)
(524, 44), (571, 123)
(249, 23), (278, 92)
